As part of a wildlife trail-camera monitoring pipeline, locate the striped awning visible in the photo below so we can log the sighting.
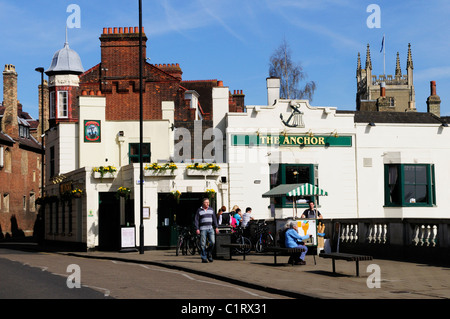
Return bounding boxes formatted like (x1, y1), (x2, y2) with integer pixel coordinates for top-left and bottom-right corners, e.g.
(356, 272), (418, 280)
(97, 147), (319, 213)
(262, 183), (328, 198)
(287, 183), (328, 196)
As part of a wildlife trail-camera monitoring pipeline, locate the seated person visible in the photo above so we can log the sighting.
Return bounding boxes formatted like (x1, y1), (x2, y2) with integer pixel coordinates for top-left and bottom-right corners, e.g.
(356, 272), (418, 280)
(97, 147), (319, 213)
(284, 221), (311, 265)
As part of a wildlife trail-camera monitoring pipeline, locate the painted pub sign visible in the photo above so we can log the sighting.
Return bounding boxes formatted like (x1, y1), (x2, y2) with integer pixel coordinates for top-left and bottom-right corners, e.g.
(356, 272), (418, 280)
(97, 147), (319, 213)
(84, 120), (101, 143)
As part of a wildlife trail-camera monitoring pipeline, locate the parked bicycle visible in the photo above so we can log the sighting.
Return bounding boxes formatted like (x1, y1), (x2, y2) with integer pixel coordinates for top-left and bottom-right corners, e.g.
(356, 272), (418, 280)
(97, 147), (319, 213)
(231, 226), (252, 254)
(176, 226), (198, 256)
(253, 220), (274, 253)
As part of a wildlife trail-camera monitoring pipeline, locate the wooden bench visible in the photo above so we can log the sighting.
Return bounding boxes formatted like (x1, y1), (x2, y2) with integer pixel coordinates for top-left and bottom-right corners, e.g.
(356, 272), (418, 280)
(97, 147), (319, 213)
(265, 247), (309, 265)
(220, 243), (252, 260)
(319, 252), (373, 277)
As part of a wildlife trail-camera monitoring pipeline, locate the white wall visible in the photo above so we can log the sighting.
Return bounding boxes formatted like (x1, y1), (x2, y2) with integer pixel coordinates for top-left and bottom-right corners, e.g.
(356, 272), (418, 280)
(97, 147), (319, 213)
(226, 99), (358, 220)
(355, 123), (450, 219)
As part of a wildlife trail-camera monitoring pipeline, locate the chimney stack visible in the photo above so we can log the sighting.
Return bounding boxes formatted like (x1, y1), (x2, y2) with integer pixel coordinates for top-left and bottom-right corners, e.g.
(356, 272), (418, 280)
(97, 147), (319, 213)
(427, 80), (441, 117)
(267, 77), (280, 106)
(380, 82), (386, 97)
(2, 64), (18, 137)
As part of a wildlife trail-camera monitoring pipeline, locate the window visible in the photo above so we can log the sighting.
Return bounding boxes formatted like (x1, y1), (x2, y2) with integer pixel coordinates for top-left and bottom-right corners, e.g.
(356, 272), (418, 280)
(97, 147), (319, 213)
(385, 164), (435, 206)
(58, 91), (68, 118)
(29, 193), (35, 213)
(389, 97), (395, 107)
(129, 143), (151, 164)
(19, 125), (30, 138)
(3, 193), (9, 212)
(50, 91), (56, 119)
(269, 163), (318, 208)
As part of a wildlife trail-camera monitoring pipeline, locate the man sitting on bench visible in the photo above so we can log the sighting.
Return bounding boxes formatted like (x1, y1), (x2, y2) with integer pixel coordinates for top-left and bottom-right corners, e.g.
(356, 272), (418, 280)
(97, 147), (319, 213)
(285, 221), (312, 265)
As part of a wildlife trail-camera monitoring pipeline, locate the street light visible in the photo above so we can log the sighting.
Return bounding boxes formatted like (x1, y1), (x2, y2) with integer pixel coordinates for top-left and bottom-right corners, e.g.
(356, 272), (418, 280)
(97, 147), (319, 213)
(35, 67), (45, 245)
(138, 0), (144, 254)
(35, 67), (45, 196)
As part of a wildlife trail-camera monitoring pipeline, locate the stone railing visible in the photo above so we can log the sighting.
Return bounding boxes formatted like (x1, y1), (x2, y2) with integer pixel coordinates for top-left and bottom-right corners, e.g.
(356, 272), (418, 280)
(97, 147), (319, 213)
(321, 218), (450, 264)
(371, 74), (408, 86)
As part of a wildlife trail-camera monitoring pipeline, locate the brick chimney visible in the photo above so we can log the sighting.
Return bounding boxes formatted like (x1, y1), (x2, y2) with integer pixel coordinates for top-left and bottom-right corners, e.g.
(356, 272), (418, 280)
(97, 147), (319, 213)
(2, 64), (18, 137)
(427, 80), (441, 117)
(100, 27), (147, 79)
(377, 82), (390, 111)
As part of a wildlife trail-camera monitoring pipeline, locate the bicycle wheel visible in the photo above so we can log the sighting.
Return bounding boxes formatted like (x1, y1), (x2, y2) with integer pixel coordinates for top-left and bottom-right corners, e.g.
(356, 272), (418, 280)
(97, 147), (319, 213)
(235, 236), (252, 254)
(255, 238), (263, 253)
(176, 236), (183, 256)
(187, 235), (197, 255)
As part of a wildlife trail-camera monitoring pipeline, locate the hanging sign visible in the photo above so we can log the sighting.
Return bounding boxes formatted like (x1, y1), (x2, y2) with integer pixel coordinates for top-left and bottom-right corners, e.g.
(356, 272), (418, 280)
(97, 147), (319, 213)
(84, 120), (101, 143)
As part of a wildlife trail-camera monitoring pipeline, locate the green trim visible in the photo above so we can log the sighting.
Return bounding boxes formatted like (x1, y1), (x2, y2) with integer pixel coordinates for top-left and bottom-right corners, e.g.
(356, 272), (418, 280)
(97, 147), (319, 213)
(129, 143), (151, 164)
(270, 164), (317, 208)
(231, 134), (352, 147)
(384, 164), (436, 207)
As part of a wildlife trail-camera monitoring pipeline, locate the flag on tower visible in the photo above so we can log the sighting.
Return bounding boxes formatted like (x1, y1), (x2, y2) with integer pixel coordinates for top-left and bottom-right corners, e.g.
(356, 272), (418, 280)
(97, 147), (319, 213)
(380, 35), (385, 53)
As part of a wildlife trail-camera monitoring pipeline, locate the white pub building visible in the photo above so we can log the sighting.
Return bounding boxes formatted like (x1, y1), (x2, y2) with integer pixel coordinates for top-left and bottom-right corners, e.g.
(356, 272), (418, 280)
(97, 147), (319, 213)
(41, 41), (450, 251)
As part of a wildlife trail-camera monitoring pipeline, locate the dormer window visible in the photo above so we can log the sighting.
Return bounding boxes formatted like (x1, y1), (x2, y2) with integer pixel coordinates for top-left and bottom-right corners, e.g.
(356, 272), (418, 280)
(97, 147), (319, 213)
(19, 124), (30, 138)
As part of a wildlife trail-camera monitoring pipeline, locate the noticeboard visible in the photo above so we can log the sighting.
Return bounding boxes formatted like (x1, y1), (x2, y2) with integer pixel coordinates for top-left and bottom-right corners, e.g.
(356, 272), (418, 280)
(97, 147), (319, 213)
(121, 226), (136, 249)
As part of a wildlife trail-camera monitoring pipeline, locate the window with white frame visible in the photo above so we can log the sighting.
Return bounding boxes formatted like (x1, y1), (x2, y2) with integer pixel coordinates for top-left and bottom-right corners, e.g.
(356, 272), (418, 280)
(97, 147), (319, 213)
(58, 91), (68, 118)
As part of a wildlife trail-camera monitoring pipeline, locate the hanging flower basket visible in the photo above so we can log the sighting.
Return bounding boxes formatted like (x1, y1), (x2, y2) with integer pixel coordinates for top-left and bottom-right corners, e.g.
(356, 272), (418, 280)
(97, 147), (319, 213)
(172, 190), (181, 204)
(116, 187), (131, 199)
(205, 189), (216, 200)
(72, 188), (83, 198)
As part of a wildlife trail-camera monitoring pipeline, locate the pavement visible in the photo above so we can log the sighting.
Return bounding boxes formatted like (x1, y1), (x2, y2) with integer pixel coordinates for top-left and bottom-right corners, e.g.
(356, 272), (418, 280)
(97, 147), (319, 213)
(3, 241), (447, 300)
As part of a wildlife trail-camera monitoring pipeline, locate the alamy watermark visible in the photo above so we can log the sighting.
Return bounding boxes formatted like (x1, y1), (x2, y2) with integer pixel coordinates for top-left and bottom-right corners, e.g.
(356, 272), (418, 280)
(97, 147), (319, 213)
(366, 4), (381, 29)
(66, 264), (81, 289)
(67, 4), (81, 29)
(366, 264), (381, 288)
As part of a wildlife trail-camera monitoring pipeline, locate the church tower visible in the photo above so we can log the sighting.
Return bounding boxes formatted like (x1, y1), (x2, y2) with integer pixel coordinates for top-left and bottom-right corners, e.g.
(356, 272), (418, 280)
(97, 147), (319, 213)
(45, 31), (84, 127)
(356, 43), (415, 112)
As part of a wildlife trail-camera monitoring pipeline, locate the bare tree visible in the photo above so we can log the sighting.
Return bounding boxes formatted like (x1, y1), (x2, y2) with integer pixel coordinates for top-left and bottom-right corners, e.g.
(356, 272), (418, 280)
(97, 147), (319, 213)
(269, 39), (316, 101)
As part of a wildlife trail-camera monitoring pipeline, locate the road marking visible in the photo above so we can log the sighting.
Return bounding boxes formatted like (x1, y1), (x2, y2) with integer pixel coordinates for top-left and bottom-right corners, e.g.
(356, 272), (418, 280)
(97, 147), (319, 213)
(135, 262), (273, 299)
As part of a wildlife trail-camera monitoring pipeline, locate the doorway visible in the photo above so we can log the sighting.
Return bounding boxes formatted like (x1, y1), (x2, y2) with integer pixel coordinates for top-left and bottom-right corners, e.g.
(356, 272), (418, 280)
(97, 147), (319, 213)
(98, 192), (135, 251)
(157, 192), (207, 248)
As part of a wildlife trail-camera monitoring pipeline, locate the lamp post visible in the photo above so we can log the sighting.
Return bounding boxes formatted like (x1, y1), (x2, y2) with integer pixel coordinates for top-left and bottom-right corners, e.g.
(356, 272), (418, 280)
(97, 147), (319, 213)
(35, 67), (45, 198)
(138, 0), (144, 254)
(35, 67), (45, 244)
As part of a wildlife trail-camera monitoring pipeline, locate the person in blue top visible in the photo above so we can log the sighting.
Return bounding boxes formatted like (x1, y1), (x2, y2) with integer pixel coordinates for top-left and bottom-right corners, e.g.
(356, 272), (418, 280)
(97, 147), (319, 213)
(233, 208), (242, 226)
(284, 221), (312, 265)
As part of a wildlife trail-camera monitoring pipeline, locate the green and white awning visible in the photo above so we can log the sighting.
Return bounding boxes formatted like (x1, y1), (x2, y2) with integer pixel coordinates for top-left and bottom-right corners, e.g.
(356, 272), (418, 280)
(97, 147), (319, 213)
(262, 183), (328, 198)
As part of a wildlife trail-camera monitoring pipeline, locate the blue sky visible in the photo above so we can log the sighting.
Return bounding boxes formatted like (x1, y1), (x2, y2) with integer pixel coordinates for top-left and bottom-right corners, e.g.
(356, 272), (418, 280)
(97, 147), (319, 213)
(1, 0), (450, 119)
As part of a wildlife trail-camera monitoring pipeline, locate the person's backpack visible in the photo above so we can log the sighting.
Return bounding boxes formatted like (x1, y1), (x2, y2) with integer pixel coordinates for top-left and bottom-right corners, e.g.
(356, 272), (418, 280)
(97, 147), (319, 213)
(221, 212), (231, 225)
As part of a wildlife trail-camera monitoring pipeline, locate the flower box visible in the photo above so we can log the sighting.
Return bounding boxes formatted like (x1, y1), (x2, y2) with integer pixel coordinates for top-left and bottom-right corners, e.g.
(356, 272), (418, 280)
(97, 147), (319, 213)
(186, 169), (221, 176)
(93, 172), (116, 179)
(144, 170), (177, 177)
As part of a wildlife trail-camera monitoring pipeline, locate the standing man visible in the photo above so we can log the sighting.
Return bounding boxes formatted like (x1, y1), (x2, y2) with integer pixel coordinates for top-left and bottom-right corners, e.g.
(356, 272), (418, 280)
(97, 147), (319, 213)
(301, 201), (323, 219)
(194, 198), (219, 263)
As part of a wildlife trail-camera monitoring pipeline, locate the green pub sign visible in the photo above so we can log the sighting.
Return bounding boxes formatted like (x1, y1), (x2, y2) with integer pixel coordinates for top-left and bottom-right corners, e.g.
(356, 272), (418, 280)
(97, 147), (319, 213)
(231, 134), (352, 147)
(84, 120), (101, 143)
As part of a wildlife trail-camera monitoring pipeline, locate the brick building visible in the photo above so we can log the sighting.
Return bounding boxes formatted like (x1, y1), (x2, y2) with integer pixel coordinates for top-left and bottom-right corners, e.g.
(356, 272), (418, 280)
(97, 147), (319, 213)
(0, 64), (42, 238)
(77, 27), (244, 161)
